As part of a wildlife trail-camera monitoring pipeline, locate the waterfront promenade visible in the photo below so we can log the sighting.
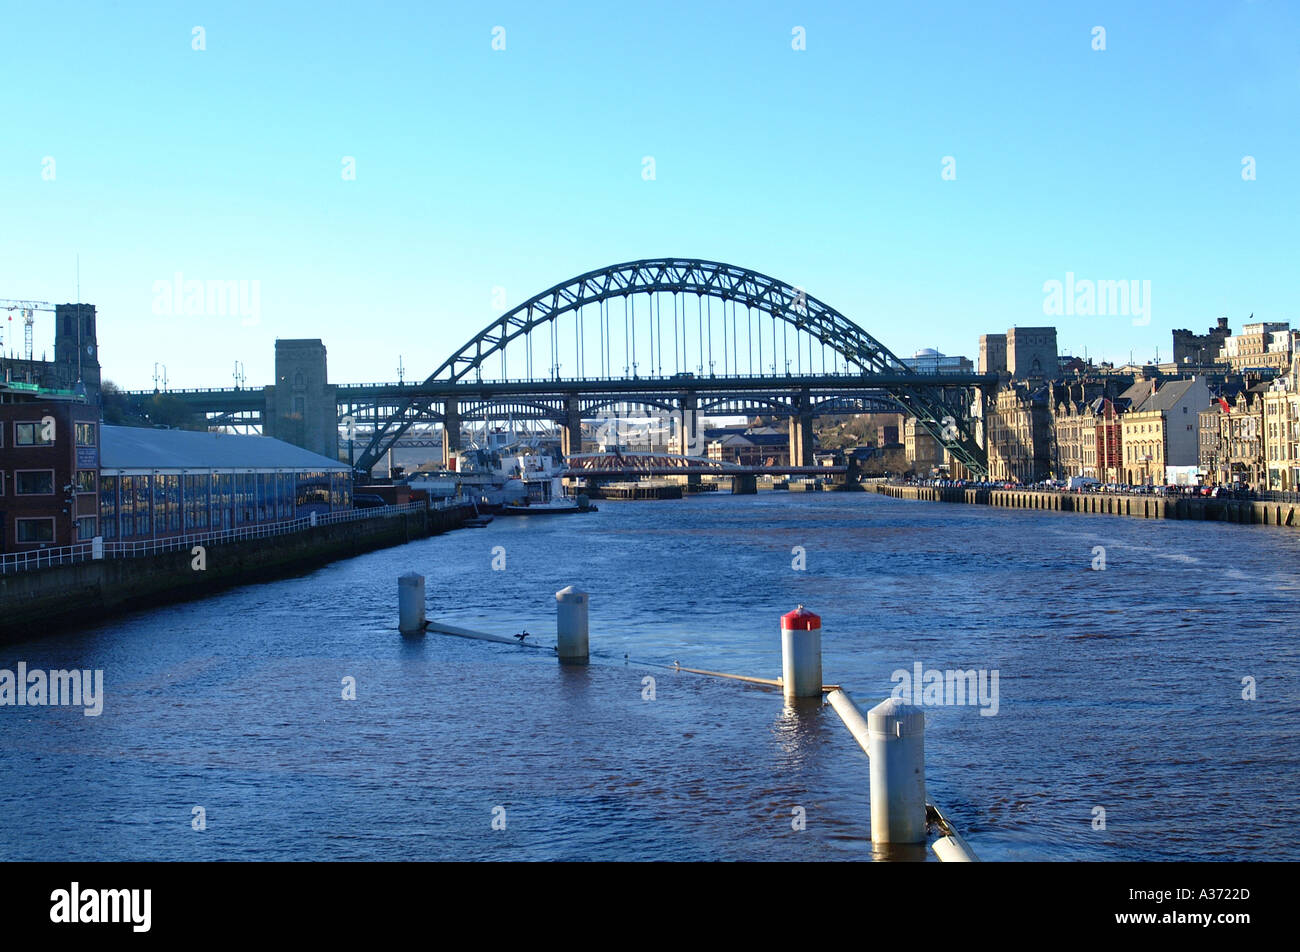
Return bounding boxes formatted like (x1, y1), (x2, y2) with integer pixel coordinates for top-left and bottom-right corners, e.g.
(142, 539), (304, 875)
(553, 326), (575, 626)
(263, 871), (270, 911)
(871, 482), (1300, 529)
(0, 501), (472, 642)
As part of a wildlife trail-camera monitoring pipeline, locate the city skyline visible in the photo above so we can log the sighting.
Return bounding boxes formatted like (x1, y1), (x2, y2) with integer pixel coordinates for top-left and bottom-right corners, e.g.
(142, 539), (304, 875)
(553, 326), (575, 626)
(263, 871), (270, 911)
(4, 0), (1298, 389)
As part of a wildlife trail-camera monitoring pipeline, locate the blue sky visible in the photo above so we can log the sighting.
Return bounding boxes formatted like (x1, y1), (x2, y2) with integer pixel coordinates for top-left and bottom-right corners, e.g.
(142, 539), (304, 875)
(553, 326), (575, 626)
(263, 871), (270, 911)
(2, 0), (1297, 389)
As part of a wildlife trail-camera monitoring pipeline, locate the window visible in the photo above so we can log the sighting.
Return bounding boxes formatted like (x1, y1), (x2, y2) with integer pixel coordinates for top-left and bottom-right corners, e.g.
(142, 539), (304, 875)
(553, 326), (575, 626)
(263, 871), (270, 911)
(99, 475), (118, 540)
(75, 470), (96, 493)
(16, 518), (55, 543)
(15, 470), (54, 495)
(75, 422), (96, 446)
(77, 516), (98, 540)
(135, 475), (151, 537)
(118, 476), (134, 538)
(15, 422), (54, 446)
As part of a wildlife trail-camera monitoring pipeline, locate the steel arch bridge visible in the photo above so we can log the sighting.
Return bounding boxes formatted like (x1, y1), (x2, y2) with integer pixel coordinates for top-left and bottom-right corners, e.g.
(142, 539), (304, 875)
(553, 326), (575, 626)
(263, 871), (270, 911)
(350, 258), (992, 475)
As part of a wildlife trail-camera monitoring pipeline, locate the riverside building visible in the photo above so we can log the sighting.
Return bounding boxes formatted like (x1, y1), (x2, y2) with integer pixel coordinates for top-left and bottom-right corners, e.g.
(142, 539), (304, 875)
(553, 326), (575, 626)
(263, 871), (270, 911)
(95, 427), (352, 544)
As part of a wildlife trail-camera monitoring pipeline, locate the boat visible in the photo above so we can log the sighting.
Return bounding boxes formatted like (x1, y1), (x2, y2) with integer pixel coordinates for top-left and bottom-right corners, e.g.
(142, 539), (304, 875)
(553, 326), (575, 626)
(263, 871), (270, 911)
(501, 465), (595, 515)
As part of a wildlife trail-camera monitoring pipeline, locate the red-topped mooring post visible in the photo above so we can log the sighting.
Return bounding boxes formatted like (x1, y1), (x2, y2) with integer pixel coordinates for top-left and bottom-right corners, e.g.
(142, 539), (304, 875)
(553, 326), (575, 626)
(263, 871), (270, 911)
(780, 605), (822, 700)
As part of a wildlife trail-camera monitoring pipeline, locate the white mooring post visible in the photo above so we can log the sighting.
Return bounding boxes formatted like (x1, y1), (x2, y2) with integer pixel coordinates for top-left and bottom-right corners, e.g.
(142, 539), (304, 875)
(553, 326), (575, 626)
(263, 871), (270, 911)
(867, 697), (927, 844)
(555, 586), (589, 663)
(780, 605), (822, 700)
(398, 572), (426, 635)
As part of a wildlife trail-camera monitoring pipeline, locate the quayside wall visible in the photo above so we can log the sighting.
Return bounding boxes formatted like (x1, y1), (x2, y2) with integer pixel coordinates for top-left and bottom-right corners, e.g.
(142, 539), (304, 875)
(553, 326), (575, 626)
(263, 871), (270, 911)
(0, 505), (470, 643)
(869, 483), (1298, 529)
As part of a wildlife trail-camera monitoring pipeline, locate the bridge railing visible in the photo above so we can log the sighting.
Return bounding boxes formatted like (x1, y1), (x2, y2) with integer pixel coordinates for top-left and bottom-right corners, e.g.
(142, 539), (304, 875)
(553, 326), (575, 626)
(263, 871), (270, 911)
(0, 500), (457, 575)
(332, 369), (971, 390)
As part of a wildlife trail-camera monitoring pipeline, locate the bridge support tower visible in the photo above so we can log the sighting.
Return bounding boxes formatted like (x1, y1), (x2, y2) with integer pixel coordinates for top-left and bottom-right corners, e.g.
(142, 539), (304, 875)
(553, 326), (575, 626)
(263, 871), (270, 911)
(788, 392), (815, 467)
(561, 395), (583, 457)
(442, 397), (462, 468)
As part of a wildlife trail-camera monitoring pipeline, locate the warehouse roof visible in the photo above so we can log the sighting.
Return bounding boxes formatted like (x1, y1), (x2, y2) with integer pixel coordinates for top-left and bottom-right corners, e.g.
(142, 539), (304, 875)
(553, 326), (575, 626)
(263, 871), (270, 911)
(100, 426), (349, 471)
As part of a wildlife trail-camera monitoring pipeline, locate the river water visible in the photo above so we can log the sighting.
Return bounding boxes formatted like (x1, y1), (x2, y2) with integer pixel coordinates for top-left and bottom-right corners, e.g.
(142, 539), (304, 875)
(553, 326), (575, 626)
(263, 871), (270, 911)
(2, 490), (1297, 861)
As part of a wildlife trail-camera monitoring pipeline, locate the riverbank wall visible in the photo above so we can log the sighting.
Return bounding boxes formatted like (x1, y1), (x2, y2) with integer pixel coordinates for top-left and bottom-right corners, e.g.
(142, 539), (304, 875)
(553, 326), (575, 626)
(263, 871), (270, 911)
(0, 504), (471, 643)
(869, 483), (1298, 529)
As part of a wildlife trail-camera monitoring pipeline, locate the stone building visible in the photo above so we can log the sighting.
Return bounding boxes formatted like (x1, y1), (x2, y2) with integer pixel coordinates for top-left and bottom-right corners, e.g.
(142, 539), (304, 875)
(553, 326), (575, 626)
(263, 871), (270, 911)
(1198, 404), (1227, 485)
(1119, 377), (1210, 485)
(1, 303), (102, 402)
(1172, 317), (1231, 366)
(1217, 321), (1296, 375)
(903, 416), (944, 475)
(1222, 386), (1267, 487)
(1048, 377), (1136, 479)
(1262, 361), (1300, 490)
(986, 384), (1052, 482)
(1006, 326), (1059, 380)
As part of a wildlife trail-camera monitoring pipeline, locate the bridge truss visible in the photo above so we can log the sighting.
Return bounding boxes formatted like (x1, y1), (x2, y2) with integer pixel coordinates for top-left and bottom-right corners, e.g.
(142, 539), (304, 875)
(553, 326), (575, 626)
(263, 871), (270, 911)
(348, 258), (992, 475)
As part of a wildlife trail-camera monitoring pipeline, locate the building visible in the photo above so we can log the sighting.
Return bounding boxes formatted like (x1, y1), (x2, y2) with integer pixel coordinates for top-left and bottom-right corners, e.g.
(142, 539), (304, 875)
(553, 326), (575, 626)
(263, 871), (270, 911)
(1006, 327), (1059, 380)
(978, 334), (1007, 376)
(1119, 377), (1211, 485)
(1221, 386), (1267, 488)
(902, 349), (974, 375)
(903, 416), (944, 475)
(0, 393), (101, 552)
(1262, 359), (1300, 490)
(95, 426), (352, 544)
(1217, 321), (1296, 375)
(0, 303), (102, 402)
(1050, 398), (1090, 478)
(986, 384), (1052, 482)
(1172, 317), (1231, 366)
(1048, 378), (1136, 479)
(706, 428), (791, 467)
(1198, 404), (1227, 485)
(1086, 398), (1124, 482)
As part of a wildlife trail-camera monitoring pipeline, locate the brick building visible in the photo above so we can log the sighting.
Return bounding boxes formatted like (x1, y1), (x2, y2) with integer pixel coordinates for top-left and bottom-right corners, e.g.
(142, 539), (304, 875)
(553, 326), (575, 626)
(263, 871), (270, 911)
(0, 394), (101, 551)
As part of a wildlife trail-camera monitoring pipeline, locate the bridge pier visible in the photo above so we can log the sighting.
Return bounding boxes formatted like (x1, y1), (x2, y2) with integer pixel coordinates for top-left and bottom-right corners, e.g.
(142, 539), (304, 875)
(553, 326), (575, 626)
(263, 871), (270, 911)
(788, 399), (814, 468)
(442, 397), (461, 468)
(679, 392), (700, 456)
(730, 474), (757, 495)
(561, 395), (583, 457)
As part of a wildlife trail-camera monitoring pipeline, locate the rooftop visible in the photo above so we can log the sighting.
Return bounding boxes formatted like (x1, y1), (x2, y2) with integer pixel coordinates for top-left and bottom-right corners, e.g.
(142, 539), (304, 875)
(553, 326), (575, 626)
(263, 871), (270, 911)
(101, 425), (349, 472)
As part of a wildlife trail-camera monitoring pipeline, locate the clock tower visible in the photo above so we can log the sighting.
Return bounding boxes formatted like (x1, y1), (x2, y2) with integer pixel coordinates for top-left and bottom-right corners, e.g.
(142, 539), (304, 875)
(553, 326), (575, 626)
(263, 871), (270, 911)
(53, 303), (102, 400)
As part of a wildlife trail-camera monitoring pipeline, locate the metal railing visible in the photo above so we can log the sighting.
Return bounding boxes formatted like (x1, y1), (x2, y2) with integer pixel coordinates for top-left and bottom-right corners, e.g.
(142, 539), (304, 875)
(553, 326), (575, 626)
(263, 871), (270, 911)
(0, 500), (460, 575)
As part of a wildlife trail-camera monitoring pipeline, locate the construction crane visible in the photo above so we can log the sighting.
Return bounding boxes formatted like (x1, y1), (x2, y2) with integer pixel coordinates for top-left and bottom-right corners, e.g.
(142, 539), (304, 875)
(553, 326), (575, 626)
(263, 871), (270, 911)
(0, 299), (54, 361)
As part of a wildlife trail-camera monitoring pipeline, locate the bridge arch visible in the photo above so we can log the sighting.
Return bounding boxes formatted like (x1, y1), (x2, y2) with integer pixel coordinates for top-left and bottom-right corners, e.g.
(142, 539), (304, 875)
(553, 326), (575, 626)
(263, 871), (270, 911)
(357, 258), (989, 475)
(428, 257), (910, 384)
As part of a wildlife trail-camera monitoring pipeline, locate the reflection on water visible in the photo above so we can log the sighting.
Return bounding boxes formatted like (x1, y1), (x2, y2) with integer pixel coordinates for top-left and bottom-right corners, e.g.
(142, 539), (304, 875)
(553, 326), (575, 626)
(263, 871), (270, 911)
(1, 491), (1296, 861)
